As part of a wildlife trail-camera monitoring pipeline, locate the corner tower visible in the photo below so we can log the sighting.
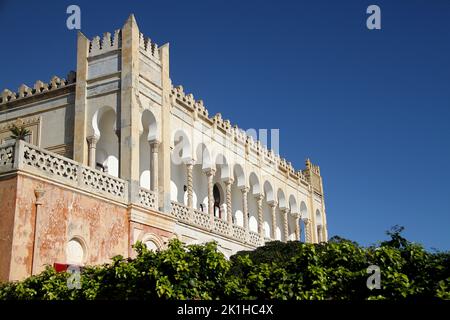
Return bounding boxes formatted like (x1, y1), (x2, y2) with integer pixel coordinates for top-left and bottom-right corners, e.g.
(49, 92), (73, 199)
(72, 15), (172, 211)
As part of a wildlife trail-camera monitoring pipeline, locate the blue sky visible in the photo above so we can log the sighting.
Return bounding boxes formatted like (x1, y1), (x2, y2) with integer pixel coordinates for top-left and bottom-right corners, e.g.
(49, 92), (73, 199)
(1, 0), (449, 250)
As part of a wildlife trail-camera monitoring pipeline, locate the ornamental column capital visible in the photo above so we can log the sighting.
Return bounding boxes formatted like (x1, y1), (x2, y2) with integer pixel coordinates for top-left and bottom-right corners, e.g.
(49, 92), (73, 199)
(240, 186), (250, 193)
(268, 200), (278, 208)
(149, 139), (160, 151)
(204, 167), (216, 176)
(223, 177), (234, 185)
(86, 134), (99, 145)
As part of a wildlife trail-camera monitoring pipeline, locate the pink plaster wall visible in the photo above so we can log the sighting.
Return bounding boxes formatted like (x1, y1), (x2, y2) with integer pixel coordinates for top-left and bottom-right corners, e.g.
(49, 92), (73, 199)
(0, 176), (18, 282)
(8, 174), (130, 280)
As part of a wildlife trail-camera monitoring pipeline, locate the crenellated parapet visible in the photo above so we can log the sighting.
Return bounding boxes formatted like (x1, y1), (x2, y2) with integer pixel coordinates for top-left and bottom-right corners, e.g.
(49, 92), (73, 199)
(305, 158), (321, 176)
(87, 28), (160, 63)
(170, 83), (315, 190)
(139, 32), (160, 61)
(304, 158), (322, 192)
(88, 30), (122, 57)
(0, 72), (76, 106)
(171, 85), (208, 118)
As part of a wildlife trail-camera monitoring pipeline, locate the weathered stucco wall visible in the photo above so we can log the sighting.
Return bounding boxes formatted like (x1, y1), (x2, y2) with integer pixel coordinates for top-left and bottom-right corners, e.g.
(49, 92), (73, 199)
(0, 176), (17, 282)
(7, 173), (130, 281)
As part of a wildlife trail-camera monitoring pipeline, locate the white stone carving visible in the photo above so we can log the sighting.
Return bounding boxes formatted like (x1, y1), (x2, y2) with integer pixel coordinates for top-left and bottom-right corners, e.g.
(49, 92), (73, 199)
(23, 143), (78, 181)
(82, 166), (125, 198)
(139, 187), (157, 210)
(213, 217), (229, 236)
(0, 143), (14, 167)
(248, 231), (262, 247)
(192, 209), (210, 230)
(171, 201), (190, 223)
(232, 225), (246, 243)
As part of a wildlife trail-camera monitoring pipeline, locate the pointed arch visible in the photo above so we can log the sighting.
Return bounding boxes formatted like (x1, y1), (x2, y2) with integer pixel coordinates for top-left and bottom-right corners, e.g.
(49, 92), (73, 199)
(233, 163), (246, 189)
(141, 109), (158, 142)
(92, 106), (119, 177)
(300, 201), (308, 219)
(214, 153), (230, 180)
(195, 143), (212, 170)
(249, 172), (260, 195)
(139, 110), (158, 189)
(263, 180), (274, 203)
(289, 195), (299, 215)
(277, 189), (287, 210)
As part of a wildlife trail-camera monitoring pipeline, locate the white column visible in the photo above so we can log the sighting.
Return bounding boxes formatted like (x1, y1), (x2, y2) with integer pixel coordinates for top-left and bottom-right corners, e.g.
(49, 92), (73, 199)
(317, 225), (323, 243)
(149, 141), (160, 192)
(269, 201), (278, 239)
(304, 218), (312, 243)
(224, 178), (233, 223)
(295, 214), (301, 241)
(87, 135), (98, 168)
(241, 187), (249, 231)
(186, 160), (194, 208)
(256, 194), (264, 238)
(281, 208), (289, 242)
(205, 168), (216, 221)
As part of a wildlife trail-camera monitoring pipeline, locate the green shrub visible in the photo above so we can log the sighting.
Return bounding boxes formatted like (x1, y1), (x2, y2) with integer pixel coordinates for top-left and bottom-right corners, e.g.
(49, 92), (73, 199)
(0, 228), (448, 300)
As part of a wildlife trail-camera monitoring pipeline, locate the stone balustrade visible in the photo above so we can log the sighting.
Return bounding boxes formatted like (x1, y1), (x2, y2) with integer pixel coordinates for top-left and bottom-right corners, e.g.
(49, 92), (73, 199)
(170, 201), (190, 223)
(170, 200), (264, 248)
(0, 141), (291, 249)
(138, 187), (158, 210)
(0, 142), (14, 169)
(213, 216), (230, 237)
(0, 141), (157, 210)
(232, 225), (247, 243)
(192, 209), (210, 230)
(249, 231), (262, 247)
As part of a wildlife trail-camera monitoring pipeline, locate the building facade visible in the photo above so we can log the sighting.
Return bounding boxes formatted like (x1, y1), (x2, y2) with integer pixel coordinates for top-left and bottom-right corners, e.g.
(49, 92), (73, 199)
(0, 15), (328, 282)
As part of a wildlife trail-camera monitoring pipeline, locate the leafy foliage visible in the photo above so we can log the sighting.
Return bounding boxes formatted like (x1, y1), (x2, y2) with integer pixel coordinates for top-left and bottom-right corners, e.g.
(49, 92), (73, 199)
(0, 228), (448, 300)
(9, 124), (31, 141)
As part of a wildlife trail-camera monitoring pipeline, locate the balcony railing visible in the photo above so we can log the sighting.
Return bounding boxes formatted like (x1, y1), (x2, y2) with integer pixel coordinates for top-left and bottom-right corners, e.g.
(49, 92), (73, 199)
(0, 141), (264, 248)
(249, 231), (262, 247)
(193, 209), (210, 230)
(170, 200), (263, 248)
(138, 187), (157, 210)
(0, 140), (158, 210)
(171, 202), (190, 223)
(232, 225), (247, 243)
(213, 216), (230, 237)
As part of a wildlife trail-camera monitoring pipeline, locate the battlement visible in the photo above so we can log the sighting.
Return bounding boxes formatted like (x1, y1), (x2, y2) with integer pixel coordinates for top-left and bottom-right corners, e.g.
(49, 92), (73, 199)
(87, 27), (160, 62)
(88, 30), (122, 57)
(139, 32), (160, 61)
(305, 158), (321, 175)
(0, 71), (76, 106)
